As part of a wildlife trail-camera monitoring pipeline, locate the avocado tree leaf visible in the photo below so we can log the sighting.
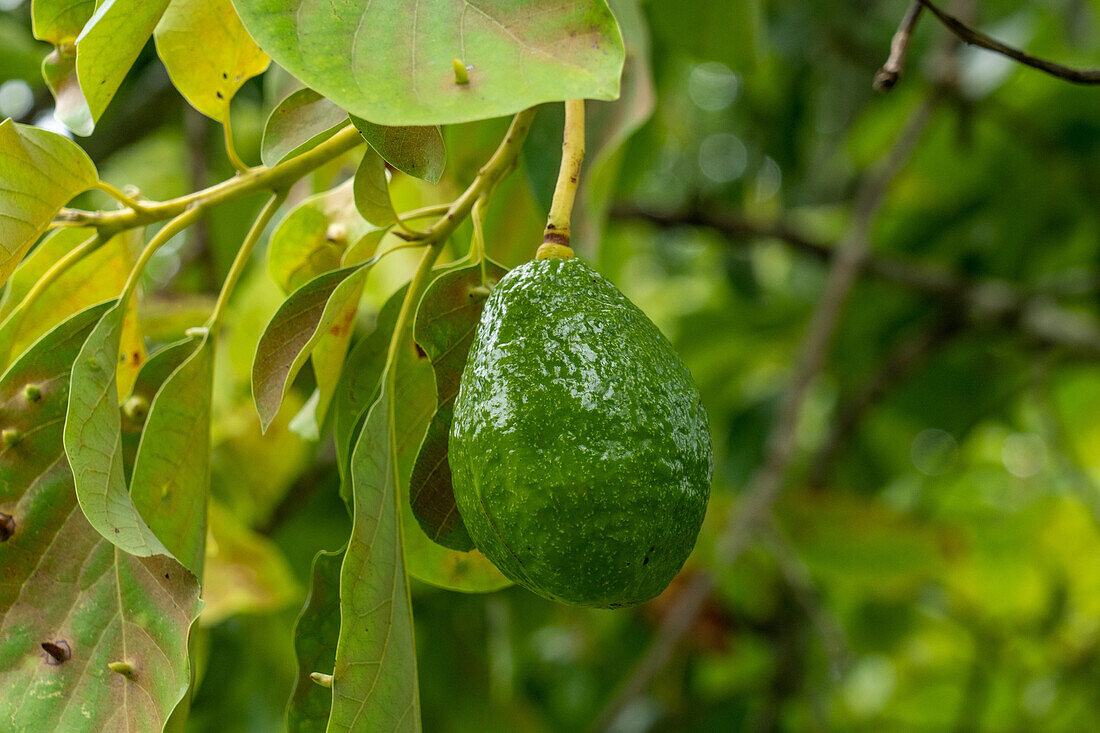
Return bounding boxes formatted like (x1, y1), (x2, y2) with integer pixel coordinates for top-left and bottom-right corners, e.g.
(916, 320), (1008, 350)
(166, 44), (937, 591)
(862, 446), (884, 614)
(410, 261), (507, 551)
(253, 261), (376, 433)
(0, 227), (143, 373)
(262, 88), (349, 167)
(351, 117), (445, 184)
(333, 287), (406, 485)
(41, 45), (94, 136)
(267, 179), (370, 295)
(120, 337), (196, 479)
(0, 304), (202, 732)
(335, 278), (511, 592)
(64, 299), (172, 557)
(31, 0), (95, 44)
(332, 382), (421, 732)
(74, 0), (172, 127)
(155, 0), (270, 122)
(201, 500), (300, 626)
(352, 148), (399, 229)
(286, 547), (345, 733)
(130, 334), (215, 579)
(0, 119), (98, 288)
(231, 0), (625, 126)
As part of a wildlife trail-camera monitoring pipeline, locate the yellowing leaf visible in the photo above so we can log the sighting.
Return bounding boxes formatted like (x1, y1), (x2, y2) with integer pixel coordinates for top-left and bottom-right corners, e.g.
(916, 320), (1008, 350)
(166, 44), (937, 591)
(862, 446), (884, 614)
(155, 0), (270, 122)
(0, 120), (98, 287)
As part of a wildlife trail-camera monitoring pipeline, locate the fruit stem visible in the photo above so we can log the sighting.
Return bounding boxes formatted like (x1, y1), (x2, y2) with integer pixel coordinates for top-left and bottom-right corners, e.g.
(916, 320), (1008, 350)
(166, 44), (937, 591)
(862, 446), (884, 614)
(540, 99), (586, 258)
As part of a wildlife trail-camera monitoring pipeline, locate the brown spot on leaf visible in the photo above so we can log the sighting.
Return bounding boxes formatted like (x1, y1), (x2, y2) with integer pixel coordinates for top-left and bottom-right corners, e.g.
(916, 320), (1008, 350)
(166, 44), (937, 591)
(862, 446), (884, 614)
(42, 640), (71, 665)
(0, 513), (14, 541)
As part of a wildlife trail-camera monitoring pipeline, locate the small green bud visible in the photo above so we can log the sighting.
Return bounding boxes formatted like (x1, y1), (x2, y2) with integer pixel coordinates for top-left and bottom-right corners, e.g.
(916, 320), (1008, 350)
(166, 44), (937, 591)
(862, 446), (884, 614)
(108, 661), (135, 678)
(452, 58), (470, 85)
(122, 396), (150, 424)
(24, 384), (42, 403)
(2, 428), (21, 447)
(309, 672), (334, 688)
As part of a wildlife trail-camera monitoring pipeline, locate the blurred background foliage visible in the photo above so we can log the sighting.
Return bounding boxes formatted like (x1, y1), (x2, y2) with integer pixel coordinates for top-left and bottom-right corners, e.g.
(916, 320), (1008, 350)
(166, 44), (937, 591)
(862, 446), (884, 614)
(6, 0), (1100, 730)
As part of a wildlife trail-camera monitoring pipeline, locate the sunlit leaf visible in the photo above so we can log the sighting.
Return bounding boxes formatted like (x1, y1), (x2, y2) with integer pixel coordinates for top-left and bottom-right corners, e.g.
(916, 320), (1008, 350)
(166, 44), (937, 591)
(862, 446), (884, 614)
(0, 119), (98, 288)
(262, 88), (349, 167)
(31, 0), (95, 44)
(0, 304), (201, 731)
(201, 500), (301, 626)
(64, 299), (173, 557)
(155, 0), (270, 122)
(353, 147), (399, 228)
(332, 383), (421, 731)
(0, 227), (143, 374)
(267, 179), (370, 295)
(351, 117), (446, 184)
(286, 547), (344, 733)
(74, 0), (172, 127)
(130, 334), (215, 578)
(409, 261), (507, 551)
(232, 0), (625, 126)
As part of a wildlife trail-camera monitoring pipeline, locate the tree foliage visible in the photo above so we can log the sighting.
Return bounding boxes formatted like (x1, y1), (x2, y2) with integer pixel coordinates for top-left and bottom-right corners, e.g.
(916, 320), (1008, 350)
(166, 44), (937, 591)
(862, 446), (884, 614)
(3, 0), (1100, 731)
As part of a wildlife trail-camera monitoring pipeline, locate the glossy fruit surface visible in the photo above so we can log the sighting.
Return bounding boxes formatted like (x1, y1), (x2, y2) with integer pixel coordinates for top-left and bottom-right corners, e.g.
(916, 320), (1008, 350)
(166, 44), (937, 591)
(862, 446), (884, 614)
(450, 256), (711, 608)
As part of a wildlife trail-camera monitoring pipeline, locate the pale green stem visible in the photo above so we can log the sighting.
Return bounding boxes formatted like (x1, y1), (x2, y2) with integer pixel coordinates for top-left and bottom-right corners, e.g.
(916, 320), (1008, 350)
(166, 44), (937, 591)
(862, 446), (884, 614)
(206, 191), (288, 333)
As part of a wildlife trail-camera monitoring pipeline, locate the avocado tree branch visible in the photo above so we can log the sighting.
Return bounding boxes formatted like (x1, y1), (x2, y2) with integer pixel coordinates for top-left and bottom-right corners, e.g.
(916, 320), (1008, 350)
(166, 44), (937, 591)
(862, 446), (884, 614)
(590, 97), (937, 733)
(610, 205), (1100, 358)
(874, 2), (924, 91)
(916, 0), (1100, 85)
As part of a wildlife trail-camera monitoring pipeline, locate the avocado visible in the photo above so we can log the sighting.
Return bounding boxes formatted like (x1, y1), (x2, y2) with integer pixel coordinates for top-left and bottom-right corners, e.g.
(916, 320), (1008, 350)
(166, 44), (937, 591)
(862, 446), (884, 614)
(449, 255), (711, 608)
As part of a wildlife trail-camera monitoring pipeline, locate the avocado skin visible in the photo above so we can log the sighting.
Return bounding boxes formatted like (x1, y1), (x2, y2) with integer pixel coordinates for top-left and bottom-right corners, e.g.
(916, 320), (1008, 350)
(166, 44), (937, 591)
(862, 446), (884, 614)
(449, 257), (711, 608)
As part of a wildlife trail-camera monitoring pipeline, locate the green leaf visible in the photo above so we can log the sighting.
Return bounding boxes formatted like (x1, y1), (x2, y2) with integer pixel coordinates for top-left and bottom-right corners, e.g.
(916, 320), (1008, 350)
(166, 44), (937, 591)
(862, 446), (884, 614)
(121, 337), (196, 478)
(409, 261), (507, 551)
(64, 299), (173, 557)
(287, 547), (345, 733)
(0, 119), (98, 288)
(253, 262), (375, 433)
(333, 287), (406, 484)
(0, 303), (202, 732)
(353, 148), (399, 229)
(231, 0), (625, 126)
(201, 500), (301, 626)
(332, 383), (421, 731)
(262, 88), (349, 167)
(130, 334), (215, 578)
(32, 0), (95, 44)
(74, 0), (173, 127)
(334, 279), (511, 592)
(267, 179), (370, 295)
(0, 227), (142, 370)
(155, 0), (270, 122)
(351, 117), (445, 184)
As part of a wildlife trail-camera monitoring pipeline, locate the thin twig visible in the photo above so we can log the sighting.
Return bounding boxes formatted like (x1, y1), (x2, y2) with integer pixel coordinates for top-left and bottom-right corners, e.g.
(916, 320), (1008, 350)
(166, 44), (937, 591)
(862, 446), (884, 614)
(874, 2), (924, 91)
(918, 0), (1100, 84)
(758, 519), (851, 680)
(589, 99), (937, 732)
(809, 315), (962, 487)
(610, 206), (1100, 359)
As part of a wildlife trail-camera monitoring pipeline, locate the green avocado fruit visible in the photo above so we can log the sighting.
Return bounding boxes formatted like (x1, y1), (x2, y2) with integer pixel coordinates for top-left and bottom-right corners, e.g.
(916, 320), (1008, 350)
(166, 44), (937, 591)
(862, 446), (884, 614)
(449, 256), (712, 608)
